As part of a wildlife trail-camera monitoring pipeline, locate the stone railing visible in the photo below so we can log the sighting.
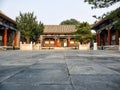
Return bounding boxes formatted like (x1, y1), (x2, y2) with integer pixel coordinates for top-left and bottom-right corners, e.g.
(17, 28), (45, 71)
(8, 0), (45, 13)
(79, 43), (90, 50)
(20, 42), (90, 50)
(20, 42), (41, 50)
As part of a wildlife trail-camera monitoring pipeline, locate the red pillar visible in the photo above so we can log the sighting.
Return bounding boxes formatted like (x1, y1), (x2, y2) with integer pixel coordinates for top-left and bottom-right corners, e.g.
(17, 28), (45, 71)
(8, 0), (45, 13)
(54, 37), (57, 47)
(14, 31), (17, 46)
(67, 37), (70, 47)
(116, 30), (119, 45)
(107, 27), (111, 45)
(4, 27), (7, 46)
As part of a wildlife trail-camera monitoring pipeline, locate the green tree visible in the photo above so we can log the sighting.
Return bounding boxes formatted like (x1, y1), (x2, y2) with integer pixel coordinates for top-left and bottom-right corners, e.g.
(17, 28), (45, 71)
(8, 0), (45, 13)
(16, 12), (44, 43)
(84, 0), (120, 8)
(105, 7), (120, 19)
(103, 7), (120, 31)
(32, 22), (44, 42)
(92, 7), (120, 24)
(114, 19), (120, 30)
(75, 22), (93, 44)
(60, 18), (79, 25)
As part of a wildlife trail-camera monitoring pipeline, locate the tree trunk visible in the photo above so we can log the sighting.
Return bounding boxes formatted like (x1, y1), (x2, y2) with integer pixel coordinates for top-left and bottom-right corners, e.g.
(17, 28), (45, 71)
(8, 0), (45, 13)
(26, 37), (30, 44)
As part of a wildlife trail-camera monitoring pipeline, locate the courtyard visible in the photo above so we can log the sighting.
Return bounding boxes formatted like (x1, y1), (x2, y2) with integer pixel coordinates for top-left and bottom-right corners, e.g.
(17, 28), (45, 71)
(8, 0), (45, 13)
(0, 50), (120, 90)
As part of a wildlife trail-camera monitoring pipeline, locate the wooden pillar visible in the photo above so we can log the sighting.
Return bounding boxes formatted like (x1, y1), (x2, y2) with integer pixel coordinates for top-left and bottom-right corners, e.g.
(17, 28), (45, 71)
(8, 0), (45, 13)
(107, 27), (111, 45)
(116, 30), (119, 45)
(3, 27), (7, 46)
(67, 36), (70, 47)
(14, 31), (17, 46)
(56, 39), (59, 47)
(54, 37), (57, 47)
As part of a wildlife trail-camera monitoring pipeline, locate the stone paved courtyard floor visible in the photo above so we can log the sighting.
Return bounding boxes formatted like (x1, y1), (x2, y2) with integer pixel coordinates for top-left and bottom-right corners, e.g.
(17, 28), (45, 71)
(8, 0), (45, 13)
(0, 50), (120, 90)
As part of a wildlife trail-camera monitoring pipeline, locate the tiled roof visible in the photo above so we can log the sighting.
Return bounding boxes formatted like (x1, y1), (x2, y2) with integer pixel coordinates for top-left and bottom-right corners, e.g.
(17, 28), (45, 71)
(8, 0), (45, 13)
(44, 25), (76, 34)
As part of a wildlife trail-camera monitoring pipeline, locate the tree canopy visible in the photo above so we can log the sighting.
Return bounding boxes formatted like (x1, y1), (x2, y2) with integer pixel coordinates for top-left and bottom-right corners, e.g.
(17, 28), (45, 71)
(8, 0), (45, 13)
(102, 7), (120, 31)
(16, 12), (44, 43)
(60, 18), (79, 25)
(84, 0), (120, 8)
(93, 7), (120, 21)
(105, 7), (120, 19)
(75, 22), (93, 44)
(114, 19), (120, 30)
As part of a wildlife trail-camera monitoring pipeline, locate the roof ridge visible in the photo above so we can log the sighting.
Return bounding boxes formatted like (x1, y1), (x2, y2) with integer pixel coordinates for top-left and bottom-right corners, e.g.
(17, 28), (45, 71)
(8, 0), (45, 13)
(0, 11), (16, 24)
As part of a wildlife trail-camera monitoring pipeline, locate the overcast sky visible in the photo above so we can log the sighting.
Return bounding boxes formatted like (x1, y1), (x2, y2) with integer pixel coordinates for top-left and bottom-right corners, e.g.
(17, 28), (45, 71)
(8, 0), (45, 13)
(0, 0), (119, 25)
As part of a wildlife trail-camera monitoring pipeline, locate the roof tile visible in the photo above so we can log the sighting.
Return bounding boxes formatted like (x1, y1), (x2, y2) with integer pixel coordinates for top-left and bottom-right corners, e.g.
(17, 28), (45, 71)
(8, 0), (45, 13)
(44, 25), (76, 34)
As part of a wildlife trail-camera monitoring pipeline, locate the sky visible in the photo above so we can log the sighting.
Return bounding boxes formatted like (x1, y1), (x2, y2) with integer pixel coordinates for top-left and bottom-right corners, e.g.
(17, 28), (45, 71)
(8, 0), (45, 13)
(0, 0), (120, 25)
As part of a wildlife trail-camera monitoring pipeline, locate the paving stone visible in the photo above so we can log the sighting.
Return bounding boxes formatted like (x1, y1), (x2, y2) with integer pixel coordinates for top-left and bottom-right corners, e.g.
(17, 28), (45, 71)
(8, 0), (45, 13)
(69, 64), (120, 75)
(38, 59), (65, 64)
(0, 84), (73, 90)
(71, 74), (120, 90)
(29, 63), (67, 70)
(3, 69), (70, 85)
(103, 63), (120, 73)
(0, 66), (24, 83)
(0, 50), (120, 90)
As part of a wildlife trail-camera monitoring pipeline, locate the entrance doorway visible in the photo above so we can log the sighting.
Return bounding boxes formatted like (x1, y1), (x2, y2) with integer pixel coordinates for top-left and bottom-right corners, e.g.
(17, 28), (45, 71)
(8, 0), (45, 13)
(60, 38), (67, 47)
